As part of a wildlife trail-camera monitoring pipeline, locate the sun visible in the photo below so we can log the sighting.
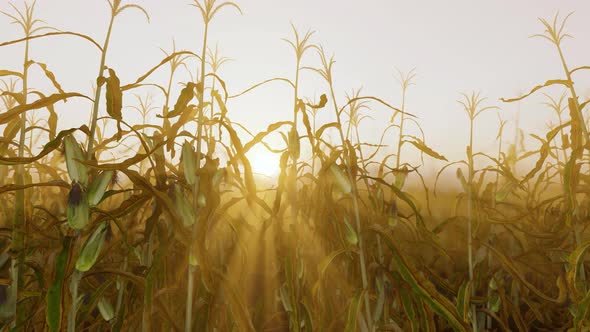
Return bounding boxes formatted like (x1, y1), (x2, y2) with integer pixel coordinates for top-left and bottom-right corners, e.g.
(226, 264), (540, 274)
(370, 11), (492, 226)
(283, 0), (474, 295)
(248, 146), (280, 178)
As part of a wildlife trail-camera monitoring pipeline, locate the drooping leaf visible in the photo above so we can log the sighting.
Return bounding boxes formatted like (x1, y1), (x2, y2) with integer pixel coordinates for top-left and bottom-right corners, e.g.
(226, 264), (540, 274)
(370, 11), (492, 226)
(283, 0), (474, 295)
(242, 121), (292, 153)
(403, 138), (448, 161)
(80, 138), (167, 171)
(484, 243), (565, 304)
(456, 168), (469, 193)
(312, 247), (357, 297)
(371, 225), (469, 332)
(344, 288), (367, 332)
(121, 51), (200, 91)
(567, 241), (590, 300)
(0, 31), (103, 51)
(0, 180), (68, 194)
(219, 120), (257, 203)
(120, 169), (191, 244)
(0, 69), (22, 79)
(30, 61), (65, 94)
(305, 93), (328, 109)
(0, 92), (90, 124)
(500, 79), (573, 103)
(299, 99), (316, 150)
(456, 280), (471, 322)
(315, 122), (339, 139)
(167, 82), (196, 118)
(1, 117), (21, 152)
(520, 121), (570, 184)
(104, 68), (123, 139)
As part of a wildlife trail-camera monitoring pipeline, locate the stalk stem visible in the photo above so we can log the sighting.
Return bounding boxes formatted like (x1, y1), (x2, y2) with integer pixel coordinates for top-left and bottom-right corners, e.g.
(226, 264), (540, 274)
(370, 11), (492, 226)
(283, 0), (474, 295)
(328, 84), (373, 326)
(186, 19), (209, 332)
(555, 43), (587, 283)
(11, 36), (30, 330)
(68, 11), (116, 332)
(67, 270), (82, 332)
(467, 116), (477, 332)
(395, 88), (406, 169)
(86, 14), (115, 158)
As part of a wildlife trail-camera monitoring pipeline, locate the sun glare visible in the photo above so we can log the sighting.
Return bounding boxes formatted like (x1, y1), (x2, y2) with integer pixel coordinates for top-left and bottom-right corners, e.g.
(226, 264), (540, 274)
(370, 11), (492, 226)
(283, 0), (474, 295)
(248, 147), (280, 177)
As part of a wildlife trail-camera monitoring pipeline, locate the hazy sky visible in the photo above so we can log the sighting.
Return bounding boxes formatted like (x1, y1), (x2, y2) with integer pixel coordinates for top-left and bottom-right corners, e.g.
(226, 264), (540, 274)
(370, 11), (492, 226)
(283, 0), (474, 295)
(2, 0), (590, 175)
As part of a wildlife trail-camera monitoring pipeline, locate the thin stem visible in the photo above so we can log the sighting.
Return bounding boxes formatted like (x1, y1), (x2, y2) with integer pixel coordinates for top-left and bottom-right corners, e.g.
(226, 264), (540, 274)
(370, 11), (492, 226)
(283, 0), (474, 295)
(164, 76), (174, 133)
(290, 55), (301, 226)
(115, 256), (128, 321)
(395, 86), (406, 169)
(11, 35), (30, 330)
(86, 13), (115, 158)
(209, 78), (217, 155)
(186, 18), (209, 332)
(555, 42), (587, 283)
(184, 264), (195, 331)
(67, 270), (82, 332)
(328, 81), (373, 326)
(487, 131), (503, 330)
(69, 11), (116, 332)
(467, 116), (477, 331)
(141, 235), (153, 332)
(555, 110), (568, 183)
(557, 46), (590, 143)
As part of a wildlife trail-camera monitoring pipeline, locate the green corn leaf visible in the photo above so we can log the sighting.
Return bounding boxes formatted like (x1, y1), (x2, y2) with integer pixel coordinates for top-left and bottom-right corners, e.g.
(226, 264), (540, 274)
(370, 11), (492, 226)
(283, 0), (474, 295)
(181, 141), (197, 185)
(88, 171), (114, 206)
(344, 217), (358, 245)
(64, 135), (88, 185)
(75, 222), (109, 272)
(46, 236), (73, 332)
(97, 297), (115, 321)
(174, 185), (195, 227)
(67, 184), (89, 230)
(330, 164), (351, 194)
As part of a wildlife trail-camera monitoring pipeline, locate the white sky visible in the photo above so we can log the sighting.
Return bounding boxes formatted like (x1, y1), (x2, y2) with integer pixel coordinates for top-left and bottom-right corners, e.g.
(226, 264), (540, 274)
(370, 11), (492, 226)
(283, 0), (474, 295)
(2, 0), (590, 177)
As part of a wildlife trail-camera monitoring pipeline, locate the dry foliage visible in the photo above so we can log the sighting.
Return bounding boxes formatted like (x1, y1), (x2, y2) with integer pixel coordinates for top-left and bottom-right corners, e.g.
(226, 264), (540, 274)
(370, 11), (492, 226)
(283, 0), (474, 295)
(0, 2), (589, 332)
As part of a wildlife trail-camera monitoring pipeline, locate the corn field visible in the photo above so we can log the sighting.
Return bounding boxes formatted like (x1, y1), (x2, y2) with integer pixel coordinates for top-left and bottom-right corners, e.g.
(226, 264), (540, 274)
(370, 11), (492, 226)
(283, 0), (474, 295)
(1, 1), (590, 331)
